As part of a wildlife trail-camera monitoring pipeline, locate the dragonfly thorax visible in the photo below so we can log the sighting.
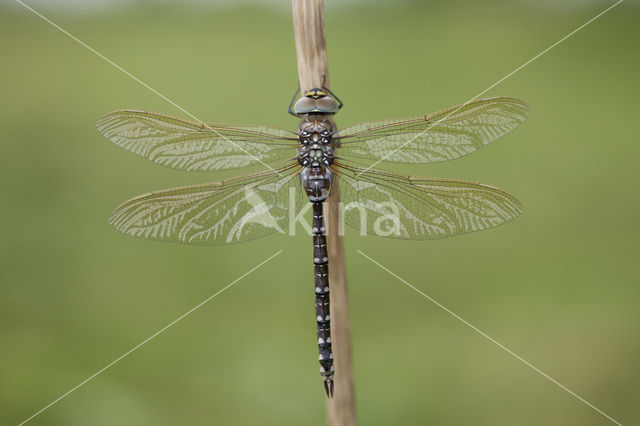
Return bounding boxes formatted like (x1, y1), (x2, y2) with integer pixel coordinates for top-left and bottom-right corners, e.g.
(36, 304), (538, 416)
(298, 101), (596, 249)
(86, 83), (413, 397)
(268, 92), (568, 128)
(297, 114), (336, 203)
(297, 117), (335, 168)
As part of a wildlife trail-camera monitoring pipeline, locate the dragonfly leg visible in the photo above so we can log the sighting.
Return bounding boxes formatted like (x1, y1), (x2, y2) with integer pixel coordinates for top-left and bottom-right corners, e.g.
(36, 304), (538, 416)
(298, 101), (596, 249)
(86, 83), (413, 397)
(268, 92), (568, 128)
(288, 86), (301, 116)
(321, 78), (343, 111)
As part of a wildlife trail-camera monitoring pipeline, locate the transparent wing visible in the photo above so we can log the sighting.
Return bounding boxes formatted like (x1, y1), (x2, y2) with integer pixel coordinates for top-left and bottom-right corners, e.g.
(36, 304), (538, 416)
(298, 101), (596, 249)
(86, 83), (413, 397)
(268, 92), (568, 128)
(110, 165), (303, 245)
(97, 110), (298, 171)
(334, 97), (529, 164)
(334, 161), (522, 239)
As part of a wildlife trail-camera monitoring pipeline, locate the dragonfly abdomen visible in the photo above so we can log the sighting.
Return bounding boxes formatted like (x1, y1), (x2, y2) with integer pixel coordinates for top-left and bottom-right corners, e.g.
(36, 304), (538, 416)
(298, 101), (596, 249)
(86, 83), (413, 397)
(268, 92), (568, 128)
(312, 202), (334, 397)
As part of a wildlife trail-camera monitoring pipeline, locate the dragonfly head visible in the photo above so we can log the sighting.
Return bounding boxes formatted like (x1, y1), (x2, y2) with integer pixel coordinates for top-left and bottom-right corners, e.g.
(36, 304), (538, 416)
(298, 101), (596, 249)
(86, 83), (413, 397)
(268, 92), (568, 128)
(293, 88), (340, 115)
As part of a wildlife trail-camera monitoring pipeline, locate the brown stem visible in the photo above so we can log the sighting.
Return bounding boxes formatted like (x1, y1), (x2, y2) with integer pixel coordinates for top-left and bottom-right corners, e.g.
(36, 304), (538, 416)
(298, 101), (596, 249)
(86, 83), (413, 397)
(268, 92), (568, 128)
(291, 1), (357, 425)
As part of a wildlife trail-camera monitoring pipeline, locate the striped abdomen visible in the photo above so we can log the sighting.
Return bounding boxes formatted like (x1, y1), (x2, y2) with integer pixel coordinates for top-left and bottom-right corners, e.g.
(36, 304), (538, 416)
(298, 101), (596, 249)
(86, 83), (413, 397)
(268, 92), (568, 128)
(312, 201), (334, 396)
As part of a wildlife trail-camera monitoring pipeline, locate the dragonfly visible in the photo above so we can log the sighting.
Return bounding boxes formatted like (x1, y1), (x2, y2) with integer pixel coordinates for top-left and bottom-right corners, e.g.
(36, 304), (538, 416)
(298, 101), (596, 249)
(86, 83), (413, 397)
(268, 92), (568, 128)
(97, 87), (529, 397)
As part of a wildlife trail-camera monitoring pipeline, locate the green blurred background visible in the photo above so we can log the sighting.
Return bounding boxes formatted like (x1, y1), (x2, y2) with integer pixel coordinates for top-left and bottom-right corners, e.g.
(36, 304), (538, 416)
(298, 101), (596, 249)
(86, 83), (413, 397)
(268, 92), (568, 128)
(1, 0), (639, 425)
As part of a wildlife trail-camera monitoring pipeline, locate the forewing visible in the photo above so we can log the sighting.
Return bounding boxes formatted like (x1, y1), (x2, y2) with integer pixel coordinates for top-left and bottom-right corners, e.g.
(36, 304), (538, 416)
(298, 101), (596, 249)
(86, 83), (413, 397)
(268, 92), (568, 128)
(335, 162), (522, 239)
(110, 166), (303, 245)
(335, 97), (529, 163)
(97, 110), (298, 171)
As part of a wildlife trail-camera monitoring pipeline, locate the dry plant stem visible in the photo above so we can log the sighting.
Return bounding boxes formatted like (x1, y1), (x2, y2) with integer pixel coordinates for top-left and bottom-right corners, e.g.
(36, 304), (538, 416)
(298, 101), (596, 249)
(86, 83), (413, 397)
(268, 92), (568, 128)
(291, 1), (357, 425)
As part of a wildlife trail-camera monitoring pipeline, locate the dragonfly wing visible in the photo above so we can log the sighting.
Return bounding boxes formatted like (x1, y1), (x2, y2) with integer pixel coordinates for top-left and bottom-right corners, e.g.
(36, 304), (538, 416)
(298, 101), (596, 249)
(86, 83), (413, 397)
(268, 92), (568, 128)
(110, 166), (303, 245)
(335, 162), (522, 239)
(335, 97), (529, 163)
(97, 110), (298, 171)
